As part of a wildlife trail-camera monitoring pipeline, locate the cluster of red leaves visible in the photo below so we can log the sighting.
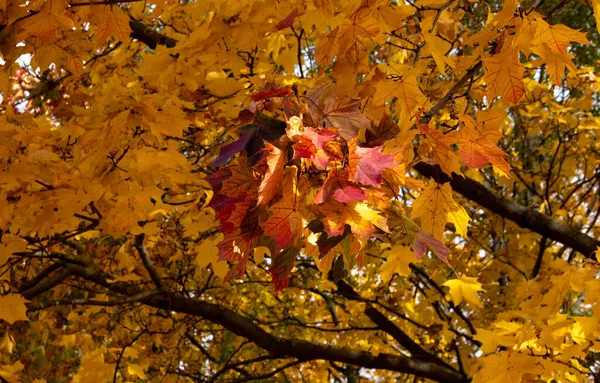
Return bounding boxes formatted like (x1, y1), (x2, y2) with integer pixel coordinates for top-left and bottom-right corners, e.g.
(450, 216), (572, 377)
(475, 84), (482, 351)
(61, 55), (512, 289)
(207, 84), (400, 289)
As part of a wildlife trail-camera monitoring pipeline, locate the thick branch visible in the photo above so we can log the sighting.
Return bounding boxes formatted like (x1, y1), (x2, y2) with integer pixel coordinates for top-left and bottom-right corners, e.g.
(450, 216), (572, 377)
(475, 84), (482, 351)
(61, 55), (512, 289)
(141, 293), (467, 383)
(62, 264), (467, 383)
(413, 163), (600, 259)
(129, 19), (177, 49)
(413, 60), (599, 260)
(20, 267), (72, 300)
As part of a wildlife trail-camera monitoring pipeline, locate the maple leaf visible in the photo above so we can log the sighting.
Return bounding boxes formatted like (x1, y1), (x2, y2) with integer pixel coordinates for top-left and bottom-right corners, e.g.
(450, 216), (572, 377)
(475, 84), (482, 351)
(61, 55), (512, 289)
(593, 0), (600, 34)
(250, 86), (292, 102)
(72, 349), (115, 383)
(275, 8), (300, 30)
(0, 361), (24, 383)
(321, 98), (370, 141)
(473, 351), (543, 383)
(421, 30), (455, 71)
(375, 3), (415, 31)
(325, 6), (379, 64)
(19, 1), (73, 42)
(127, 364), (148, 380)
(372, 72), (426, 114)
(537, 43), (577, 85)
(531, 17), (589, 54)
(209, 193), (253, 234)
(312, 0), (334, 16)
(219, 156), (256, 197)
(0, 235), (27, 266)
(320, 201), (389, 239)
(411, 182), (470, 240)
(0, 294), (29, 324)
(413, 229), (451, 264)
(270, 247), (297, 291)
(314, 169), (367, 204)
(94, 5), (132, 45)
(443, 276), (485, 306)
(291, 126), (339, 169)
(217, 231), (255, 277)
(194, 234), (229, 280)
(212, 126), (258, 167)
(264, 167), (303, 248)
(348, 138), (396, 187)
(258, 143), (286, 205)
(418, 124), (463, 177)
(483, 48), (525, 104)
(365, 113), (399, 146)
(454, 124), (511, 177)
(380, 245), (414, 282)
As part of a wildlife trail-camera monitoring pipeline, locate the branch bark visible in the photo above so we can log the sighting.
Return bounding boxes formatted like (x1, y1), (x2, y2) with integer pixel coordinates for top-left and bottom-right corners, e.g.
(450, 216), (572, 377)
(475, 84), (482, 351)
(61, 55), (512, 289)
(61, 263), (467, 383)
(129, 18), (177, 49)
(412, 61), (599, 260)
(20, 266), (72, 300)
(335, 280), (455, 371)
(413, 162), (599, 259)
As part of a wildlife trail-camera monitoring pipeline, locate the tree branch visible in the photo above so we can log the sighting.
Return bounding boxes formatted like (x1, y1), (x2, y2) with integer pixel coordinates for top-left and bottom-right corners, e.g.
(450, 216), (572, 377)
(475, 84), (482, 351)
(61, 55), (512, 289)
(134, 233), (168, 291)
(413, 162), (599, 259)
(412, 60), (599, 260)
(63, 263), (467, 383)
(140, 293), (468, 383)
(335, 280), (455, 371)
(420, 61), (482, 125)
(20, 267), (72, 300)
(129, 18), (177, 49)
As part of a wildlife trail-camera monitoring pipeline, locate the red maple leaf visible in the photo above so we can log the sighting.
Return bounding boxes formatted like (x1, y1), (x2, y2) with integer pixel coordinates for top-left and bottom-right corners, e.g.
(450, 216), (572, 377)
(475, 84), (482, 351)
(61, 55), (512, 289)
(348, 138), (396, 187)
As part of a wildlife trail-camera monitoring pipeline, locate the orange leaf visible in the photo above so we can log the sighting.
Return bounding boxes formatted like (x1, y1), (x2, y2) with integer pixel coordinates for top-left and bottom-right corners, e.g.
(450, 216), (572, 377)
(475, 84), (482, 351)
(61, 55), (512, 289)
(419, 125), (463, 177)
(264, 167), (303, 248)
(322, 97), (370, 141)
(258, 143), (285, 205)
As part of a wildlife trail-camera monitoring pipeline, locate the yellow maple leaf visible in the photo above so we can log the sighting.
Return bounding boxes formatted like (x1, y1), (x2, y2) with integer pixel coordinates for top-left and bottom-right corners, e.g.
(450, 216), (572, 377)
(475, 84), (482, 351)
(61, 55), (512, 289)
(253, 246), (270, 264)
(421, 30), (455, 71)
(194, 234), (228, 280)
(411, 182), (470, 240)
(331, 8), (379, 60)
(443, 276), (485, 306)
(320, 201), (389, 239)
(95, 5), (132, 45)
(204, 71), (244, 98)
(419, 124), (463, 177)
(1, 235), (28, 266)
(531, 16), (589, 54)
(538, 44), (577, 85)
(473, 351), (543, 383)
(72, 349), (114, 383)
(380, 245), (414, 282)
(483, 47), (525, 104)
(593, 0), (600, 34)
(373, 71), (426, 113)
(0, 294), (29, 324)
(0, 361), (23, 382)
(127, 364), (148, 380)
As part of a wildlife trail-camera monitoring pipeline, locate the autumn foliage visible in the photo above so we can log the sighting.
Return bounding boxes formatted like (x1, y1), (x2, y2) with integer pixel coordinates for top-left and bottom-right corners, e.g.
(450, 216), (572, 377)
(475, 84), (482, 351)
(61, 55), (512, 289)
(1, 0), (600, 382)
